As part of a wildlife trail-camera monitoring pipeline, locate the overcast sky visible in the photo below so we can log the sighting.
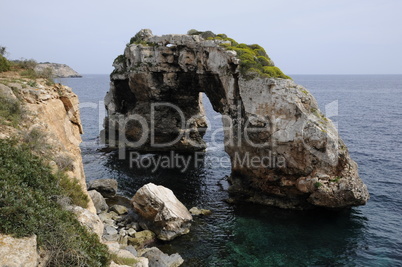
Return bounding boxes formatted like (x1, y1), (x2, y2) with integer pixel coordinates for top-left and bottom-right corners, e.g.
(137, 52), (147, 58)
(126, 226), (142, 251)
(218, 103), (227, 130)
(1, 0), (401, 74)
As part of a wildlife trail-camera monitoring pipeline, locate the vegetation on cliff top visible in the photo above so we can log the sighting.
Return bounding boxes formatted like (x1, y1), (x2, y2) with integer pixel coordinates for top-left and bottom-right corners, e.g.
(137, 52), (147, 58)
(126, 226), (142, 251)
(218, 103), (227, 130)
(0, 46), (54, 85)
(187, 30), (291, 80)
(0, 139), (110, 266)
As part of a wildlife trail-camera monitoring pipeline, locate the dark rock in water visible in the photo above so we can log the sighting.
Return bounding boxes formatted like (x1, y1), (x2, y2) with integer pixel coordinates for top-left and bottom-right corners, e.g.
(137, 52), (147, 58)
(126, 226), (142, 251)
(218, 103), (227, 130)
(139, 247), (184, 267)
(88, 190), (108, 214)
(87, 179), (117, 198)
(131, 183), (192, 241)
(104, 29), (369, 209)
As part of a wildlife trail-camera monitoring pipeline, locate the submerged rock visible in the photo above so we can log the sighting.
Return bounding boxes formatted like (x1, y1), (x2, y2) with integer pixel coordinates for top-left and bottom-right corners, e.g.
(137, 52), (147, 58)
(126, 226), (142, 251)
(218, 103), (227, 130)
(189, 207), (212, 216)
(131, 183), (192, 241)
(104, 29), (369, 209)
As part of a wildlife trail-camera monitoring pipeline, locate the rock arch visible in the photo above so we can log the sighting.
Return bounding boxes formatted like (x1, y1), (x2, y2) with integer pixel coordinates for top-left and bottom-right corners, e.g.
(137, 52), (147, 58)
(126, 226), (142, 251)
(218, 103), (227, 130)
(104, 29), (369, 209)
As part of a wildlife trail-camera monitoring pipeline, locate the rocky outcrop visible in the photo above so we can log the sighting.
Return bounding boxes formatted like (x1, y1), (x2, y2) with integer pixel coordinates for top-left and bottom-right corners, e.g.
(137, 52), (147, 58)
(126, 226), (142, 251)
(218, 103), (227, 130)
(104, 29), (369, 209)
(0, 234), (39, 267)
(88, 178), (118, 198)
(35, 63), (82, 78)
(131, 183), (193, 241)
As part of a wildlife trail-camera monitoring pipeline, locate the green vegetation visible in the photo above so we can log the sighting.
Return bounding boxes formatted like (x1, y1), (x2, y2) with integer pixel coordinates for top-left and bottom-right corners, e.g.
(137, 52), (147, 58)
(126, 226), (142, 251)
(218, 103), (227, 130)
(188, 30), (291, 80)
(314, 182), (323, 188)
(0, 55), (11, 72)
(111, 254), (139, 266)
(0, 46), (11, 72)
(330, 176), (341, 183)
(0, 139), (110, 266)
(7, 59), (55, 85)
(0, 92), (23, 127)
(56, 171), (89, 208)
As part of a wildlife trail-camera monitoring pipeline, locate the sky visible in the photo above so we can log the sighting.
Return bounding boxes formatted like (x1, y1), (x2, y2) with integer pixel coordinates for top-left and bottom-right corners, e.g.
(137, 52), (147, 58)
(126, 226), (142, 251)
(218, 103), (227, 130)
(1, 0), (401, 75)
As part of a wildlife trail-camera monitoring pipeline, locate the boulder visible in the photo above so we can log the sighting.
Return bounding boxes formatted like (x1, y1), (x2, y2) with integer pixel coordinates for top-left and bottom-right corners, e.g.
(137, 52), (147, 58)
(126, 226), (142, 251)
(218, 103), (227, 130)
(139, 247), (184, 267)
(0, 234), (39, 267)
(88, 190), (109, 214)
(131, 183), (192, 241)
(88, 179), (118, 198)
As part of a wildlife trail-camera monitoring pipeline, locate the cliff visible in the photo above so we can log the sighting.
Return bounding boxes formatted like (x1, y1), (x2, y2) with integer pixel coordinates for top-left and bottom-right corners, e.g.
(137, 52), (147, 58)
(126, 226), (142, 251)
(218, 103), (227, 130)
(104, 29), (369, 210)
(35, 62), (82, 78)
(0, 73), (108, 266)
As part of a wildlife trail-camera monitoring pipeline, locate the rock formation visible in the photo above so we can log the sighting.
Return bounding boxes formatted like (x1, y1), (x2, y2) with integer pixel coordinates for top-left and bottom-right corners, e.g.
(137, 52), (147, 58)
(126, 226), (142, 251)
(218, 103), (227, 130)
(131, 183), (193, 241)
(35, 62), (82, 78)
(104, 29), (369, 209)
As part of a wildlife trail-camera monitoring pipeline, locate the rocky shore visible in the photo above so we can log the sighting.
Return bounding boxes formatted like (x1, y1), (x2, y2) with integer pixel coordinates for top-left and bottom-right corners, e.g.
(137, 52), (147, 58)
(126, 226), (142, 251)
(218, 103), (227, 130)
(0, 73), (195, 266)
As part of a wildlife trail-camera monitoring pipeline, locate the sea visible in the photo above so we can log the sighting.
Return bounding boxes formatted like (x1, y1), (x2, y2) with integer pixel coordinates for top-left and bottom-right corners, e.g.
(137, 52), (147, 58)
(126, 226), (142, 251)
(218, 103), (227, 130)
(60, 74), (402, 266)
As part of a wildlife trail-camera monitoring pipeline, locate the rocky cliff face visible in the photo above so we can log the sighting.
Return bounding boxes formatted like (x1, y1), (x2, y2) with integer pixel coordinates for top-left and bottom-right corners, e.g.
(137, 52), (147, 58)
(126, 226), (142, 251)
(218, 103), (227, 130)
(104, 29), (369, 209)
(35, 63), (82, 78)
(0, 77), (95, 213)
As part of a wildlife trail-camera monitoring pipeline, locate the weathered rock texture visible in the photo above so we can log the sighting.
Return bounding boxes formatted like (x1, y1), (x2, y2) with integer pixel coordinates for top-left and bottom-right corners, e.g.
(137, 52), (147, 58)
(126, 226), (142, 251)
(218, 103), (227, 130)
(0, 234), (39, 267)
(131, 183), (193, 241)
(35, 63), (82, 78)
(105, 29), (369, 209)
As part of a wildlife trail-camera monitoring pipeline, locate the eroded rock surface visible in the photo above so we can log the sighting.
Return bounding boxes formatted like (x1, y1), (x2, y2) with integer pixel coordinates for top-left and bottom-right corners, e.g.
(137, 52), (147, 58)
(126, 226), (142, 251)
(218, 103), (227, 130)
(105, 29), (369, 209)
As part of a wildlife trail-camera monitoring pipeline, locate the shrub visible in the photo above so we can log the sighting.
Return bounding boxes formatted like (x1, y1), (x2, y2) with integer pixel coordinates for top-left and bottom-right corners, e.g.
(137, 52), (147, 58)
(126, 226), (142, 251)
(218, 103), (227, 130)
(12, 59), (37, 70)
(202, 31), (291, 80)
(55, 171), (89, 208)
(23, 127), (51, 153)
(0, 56), (11, 72)
(187, 29), (199, 35)
(0, 92), (23, 126)
(0, 139), (110, 266)
(314, 182), (323, 188)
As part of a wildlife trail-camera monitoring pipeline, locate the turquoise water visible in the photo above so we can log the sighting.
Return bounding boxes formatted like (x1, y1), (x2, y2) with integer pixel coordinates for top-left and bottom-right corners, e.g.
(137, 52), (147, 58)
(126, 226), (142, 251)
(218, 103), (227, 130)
(61, 74), (402, 266)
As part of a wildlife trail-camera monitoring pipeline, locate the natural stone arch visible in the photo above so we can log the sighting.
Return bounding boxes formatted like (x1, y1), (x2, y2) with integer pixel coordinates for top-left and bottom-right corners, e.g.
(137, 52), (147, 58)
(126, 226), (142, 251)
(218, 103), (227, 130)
(104, 29), (369, 209)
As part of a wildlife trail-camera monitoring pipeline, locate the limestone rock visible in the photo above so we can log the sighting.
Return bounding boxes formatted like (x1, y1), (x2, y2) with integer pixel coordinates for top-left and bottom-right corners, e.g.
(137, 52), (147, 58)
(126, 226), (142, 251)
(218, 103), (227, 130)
(139, 247), (184, 267)
(67, 205), (104, 239)
(88, 179), (118, 198)
(88, 190), (109, 214)
(0, 84), (17, 100)
(0, 234), (39, 267)
(131, 183), (192, 241)
(104, 29), (369, 209)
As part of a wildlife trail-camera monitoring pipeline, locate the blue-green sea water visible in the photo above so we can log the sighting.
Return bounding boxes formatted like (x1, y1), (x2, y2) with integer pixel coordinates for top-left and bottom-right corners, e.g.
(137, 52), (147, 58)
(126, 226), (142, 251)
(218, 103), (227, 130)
(61, 74), (402, 266)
